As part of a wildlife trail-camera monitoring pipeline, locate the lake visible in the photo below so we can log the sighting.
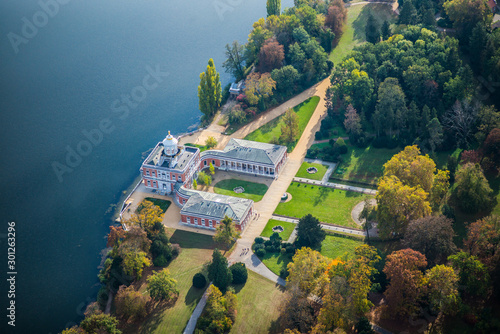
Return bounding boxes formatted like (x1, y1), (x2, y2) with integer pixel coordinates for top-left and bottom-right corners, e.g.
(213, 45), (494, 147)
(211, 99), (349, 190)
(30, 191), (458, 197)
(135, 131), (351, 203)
(0, 0), (293, 332)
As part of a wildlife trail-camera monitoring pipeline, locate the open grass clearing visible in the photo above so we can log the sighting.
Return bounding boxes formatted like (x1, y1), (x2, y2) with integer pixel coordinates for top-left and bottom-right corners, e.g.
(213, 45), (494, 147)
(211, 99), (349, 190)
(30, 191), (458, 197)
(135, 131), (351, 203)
(329, 3), (397, 64)
(213, 178), (269, 202)
(230, 271), (285, 334)
(295, 161), (329, 181)
(319, 234), (364, 260)
(275, 182), (372, 228)
(260, 219), (296, 241)
(257, 250), (293, 277)
(244, 96), (320, 152)
(124, 230), (216, 334)
(332, 143), (401, 186)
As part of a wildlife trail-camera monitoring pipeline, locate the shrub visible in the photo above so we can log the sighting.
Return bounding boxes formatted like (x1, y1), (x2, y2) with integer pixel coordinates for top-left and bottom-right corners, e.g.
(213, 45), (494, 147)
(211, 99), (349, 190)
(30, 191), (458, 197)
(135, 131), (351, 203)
(280, 248), (287, 255)
(254, 237), (264, 244)
(193, 273), (207, 289)
(270, 232), (282, 243)
(265, 245), (276, 253)
(264, 239), (273, 247)
(230, 263), (248, 284)
(254, 243), (265, 251)
(255, 248), (266, 257)
(286, 245), (296, 254)
(315, 131), (323, 140)
(153, 255), (168, 267)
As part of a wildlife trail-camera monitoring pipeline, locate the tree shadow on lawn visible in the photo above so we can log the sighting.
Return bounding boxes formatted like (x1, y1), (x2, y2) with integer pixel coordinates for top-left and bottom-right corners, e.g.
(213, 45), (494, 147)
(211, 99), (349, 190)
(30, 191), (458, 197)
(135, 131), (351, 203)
(352, 4), (395, 42)
(185, 285), (205, 306)
(127, 296), (179, 334)
(169, 230), (216, 249)
(313, 185), (331, 206)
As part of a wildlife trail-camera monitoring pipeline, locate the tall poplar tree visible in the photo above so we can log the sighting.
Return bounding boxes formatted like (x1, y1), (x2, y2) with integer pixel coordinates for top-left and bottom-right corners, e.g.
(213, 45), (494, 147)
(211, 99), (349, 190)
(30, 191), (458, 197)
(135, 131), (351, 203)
(198, 58), (221, 120)
(266, 0), (281, 17)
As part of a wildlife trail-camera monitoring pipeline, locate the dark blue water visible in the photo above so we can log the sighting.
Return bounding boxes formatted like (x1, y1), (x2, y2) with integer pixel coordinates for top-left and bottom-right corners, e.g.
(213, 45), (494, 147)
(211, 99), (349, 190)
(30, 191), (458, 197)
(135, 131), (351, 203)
(0, 1), (293, 333)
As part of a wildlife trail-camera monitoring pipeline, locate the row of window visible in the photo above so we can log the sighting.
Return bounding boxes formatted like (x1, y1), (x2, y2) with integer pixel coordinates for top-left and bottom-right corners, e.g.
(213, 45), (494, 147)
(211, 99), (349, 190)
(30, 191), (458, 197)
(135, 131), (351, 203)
(186, 217), (220, 227)
(145, 169), (183, 181)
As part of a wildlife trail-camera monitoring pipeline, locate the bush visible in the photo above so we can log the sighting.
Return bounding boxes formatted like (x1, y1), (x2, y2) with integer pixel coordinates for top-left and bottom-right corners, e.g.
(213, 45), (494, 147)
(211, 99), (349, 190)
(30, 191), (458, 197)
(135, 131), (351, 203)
(265, 245), (276, 253)
(315, 131), (323, 140)
(230, 263), (248, 285)
(254, 243), (265, 251)
(264, 239), (273, 247)
(280, 248), (287, 255)
(286, 245), (296, 254)
(255, 248), (266, 257)
(153, 255), (168, 267)
(334, 137), (348, 154)
(193, 273), (207, 289)
(254, 237), (264, 244)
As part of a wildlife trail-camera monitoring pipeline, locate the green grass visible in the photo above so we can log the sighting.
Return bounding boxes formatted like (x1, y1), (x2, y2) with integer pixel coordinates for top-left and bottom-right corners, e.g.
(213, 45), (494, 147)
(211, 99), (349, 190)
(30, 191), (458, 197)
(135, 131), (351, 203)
(295, 162), (329, 181)
(258, 250), (293, 277)
(331, 143), (401, 185)
(213, 179), (269, 202)
(432, 148), (462, 170)
(319, 234), (364, 260)
(329, 3), (397, 64)
(275, 182), (372, 228)
(127, 230), (216, 334)
(230, 271), (285, 334)
(137, 197), (171, 213)
(260, 219), (296, 241)
(244, 96), (320, 152)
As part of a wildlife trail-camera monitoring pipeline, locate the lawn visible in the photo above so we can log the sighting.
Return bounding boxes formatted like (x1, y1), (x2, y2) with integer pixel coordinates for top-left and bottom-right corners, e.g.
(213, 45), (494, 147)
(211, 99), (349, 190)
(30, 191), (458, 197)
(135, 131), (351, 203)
(295, 161), (329, 181)
(275, 182), (372, 228)
(329, 3), (397, 64)
(258, 250), (293, 277)
(126, 230), (216, 334)
(137, 197), (171, 213)
(244, 96), (320, 152)
(319, 234), (364, 260)
(432, 148), (462, 170)
(185, 143), (210, 152)
(260, 219), (297, 241)
(230, 271), (286, 334)
(213, 179), (269, 202)
(331, 143), (401, 186)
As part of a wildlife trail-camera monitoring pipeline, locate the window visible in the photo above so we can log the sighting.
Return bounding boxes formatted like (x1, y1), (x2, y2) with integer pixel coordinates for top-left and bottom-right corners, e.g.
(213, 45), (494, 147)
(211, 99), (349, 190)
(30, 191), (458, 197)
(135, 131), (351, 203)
(212, 160), (215, 165)
(187, 217), (191, 223)
(209, 220), (213, 227)
(201, 219), (205, 225)
(204, 160), (207, 166)
(146, 170), (150, 176)
(178, 176), (182, 181)
(194, 218), (198, 224)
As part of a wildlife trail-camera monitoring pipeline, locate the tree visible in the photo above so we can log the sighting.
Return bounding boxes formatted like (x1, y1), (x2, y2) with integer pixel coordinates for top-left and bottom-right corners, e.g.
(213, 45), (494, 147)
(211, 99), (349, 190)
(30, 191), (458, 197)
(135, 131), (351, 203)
(448, 251), (490, 298)
(355, 317), (375, 334)
(147, 268), (179, 302)
(193, 272), (207, 289)
(464, 215), (500, 271)
(325, 0), (347, 41)
(197, 285), (237, 333)
(271, 65), (300, 95)
(376, 176), (432, 238)
(374, 77), (407, 137)
(230, 262), (248, 284)
(205, 136), (217, 149)
(359, 199), (374, 244)
(343, 104), (362, 139)
(117, 226), (152, 279)
(198, 58), (222, 120)
(402, 216), (457, 266)
(197, 170), (212, 186)
(444, 0), (492, 44)
(244, 72), (276, 106)
(209, 162), (215, 175)
(280, 108), (300, 144)
(482, 128), (500, 174)
(422, 8), (436, 27)
(267, 0), (281, 16)
(286, 247), (329, 295)
(107, 226), (126, 248)
(383, 249), (427, 317)
(454, 163), (493, 213)
(427, 117), (444, 152)
(424, 265), (460, 315)
(476, 106), (500, 144)
(365, 13), (380, 44)
(213, 215), (239, 248)
(259, 38), (285, 73)
(443, 99), (479, 148)
(80, 313), (121, 334)
(297, 214), (326, 248)
(193, 179), (197, 189)
(208, 249), (233, 292)
(399, 0), (417, 25)
(115, 285), (149, 321)
(61, 327), (86, 334)
(222, 41), (246, 81)
(381, 20), (391, 40)
(128, 200), (164, 236)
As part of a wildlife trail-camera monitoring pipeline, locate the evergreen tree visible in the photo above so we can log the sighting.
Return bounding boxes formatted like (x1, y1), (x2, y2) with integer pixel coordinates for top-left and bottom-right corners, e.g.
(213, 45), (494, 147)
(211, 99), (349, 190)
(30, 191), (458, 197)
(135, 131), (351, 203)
(266, 0), (281, 17)
(399, 0), (417, 25)
(198, 58), (221, 121)
(297, 214), (326, 248)
(422, 8), (436, 27)
(454, 163), (493, 214)
(208, 249), (233, 292)
(381, 20), (391, 40)
(469, 23), (488, 73)
(365, 13), (380, 44)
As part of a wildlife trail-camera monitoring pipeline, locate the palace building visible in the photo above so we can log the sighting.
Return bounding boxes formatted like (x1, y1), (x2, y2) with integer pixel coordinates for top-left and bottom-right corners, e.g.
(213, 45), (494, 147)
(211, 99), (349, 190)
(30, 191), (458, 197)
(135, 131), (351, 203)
(140, 131), (288, 232)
